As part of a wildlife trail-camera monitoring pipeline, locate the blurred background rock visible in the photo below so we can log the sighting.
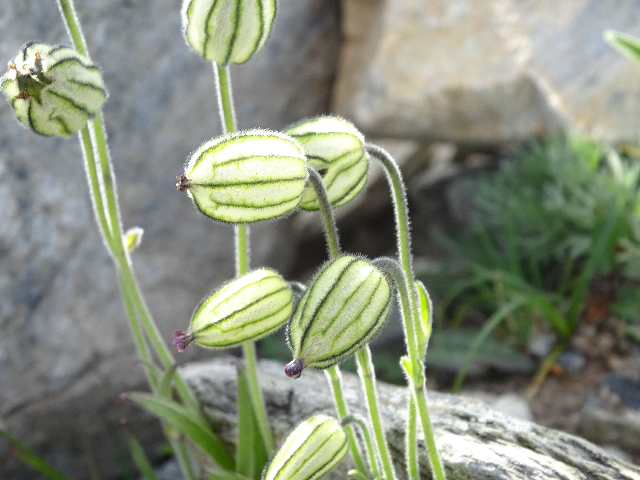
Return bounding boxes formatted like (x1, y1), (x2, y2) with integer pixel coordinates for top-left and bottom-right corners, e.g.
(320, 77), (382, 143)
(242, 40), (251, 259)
(1, 0), (639, 478)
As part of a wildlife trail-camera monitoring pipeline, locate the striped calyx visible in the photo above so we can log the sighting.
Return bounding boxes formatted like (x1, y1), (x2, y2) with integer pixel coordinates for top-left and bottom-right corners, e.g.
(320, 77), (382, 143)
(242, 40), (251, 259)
(179, 130), (307, 223)
(262, 415), (347, 480)
(285, 116), (367, 210)
(1, 42), (107, 138)
(285, 255), (391, 378)
(173, 269), (292, 352)
(182, 0), (276, 65)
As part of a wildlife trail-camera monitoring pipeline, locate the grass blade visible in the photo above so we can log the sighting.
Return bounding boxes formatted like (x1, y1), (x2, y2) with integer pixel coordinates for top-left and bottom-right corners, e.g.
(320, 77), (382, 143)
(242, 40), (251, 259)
(235, 363), (268, 479)
(126, 392), (234, 471)
(0, 430), (73, 480)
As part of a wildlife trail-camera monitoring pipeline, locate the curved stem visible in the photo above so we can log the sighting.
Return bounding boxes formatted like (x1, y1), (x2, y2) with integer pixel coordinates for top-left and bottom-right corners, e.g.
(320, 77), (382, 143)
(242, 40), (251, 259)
(341, 414), (381, 478)
(325, 367), (368, 475)
(308, 172), (369, 473)
(306, 168), (340, 258)
(356, 347), (397, 480)
(56, 0), (87, 56)
(373, 257), (446, 480)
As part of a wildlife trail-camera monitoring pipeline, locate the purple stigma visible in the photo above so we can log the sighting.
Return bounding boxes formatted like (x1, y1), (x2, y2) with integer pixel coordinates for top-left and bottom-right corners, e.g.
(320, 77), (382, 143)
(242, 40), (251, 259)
(173, 330), (194, 353)
(284, 358), (305, 379)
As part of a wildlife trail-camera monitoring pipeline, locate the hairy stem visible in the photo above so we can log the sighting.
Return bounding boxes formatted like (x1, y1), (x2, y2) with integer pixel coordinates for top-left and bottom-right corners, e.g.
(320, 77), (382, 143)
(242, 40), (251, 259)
(356, 347), (397, 480)
(214, 60), (274, 456)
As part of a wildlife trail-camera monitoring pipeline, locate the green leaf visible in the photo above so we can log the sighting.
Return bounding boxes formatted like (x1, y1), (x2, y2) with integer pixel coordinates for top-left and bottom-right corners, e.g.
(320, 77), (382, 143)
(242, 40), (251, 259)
(235, 364), (268, 479)
(121, 421), (160, 480)
(205, 471), (253, 480)
(159, 363), (178, 400)
(126, 392), (234, 471)
(414, 280), (432, 356)
(604, 30), (640, 64)
(0, 430), (73, 480)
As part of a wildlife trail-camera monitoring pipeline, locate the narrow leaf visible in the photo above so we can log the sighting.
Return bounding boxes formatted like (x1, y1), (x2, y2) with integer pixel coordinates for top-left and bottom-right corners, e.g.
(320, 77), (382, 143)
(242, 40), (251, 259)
(126, 392), (234, 470)
(604, 30), (640, 64)
(235, 363), (268, 478)
(0, 430), (73, 480)
(121, 421), (160, 480)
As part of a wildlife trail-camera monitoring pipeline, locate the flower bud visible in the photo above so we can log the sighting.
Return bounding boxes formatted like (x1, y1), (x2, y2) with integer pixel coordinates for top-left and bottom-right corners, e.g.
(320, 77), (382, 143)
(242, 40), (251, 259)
(285, 255), (391, 378)
(174, 268), (293, 352)
(262, 415), (347, 480)
(178, 129), (307, 223)
(285, 116), (368, 211)
(1, 42), (107, 138)
(182, 0), (276, 65)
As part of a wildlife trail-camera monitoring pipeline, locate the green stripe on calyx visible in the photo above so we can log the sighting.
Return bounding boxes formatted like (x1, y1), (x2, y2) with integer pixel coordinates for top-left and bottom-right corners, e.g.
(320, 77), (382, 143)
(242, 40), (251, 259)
(263, 415), (348, 480)
(173, 269), (293, 352)
(1, 43), (108, 138)
(284, 255), (391, 378)
(181, 0), (275, 64)
(285, 115), (368, 210)
(178, 129), (307, 223)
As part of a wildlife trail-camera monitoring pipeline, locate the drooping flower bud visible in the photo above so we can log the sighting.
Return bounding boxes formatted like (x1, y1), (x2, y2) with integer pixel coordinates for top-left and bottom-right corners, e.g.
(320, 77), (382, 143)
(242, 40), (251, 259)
(173, 268), (293, 352)
(1, 42), (107, 138)
(182, 0), (276, 65)
(178, 129), (307, 223)
(285, 116), (368, 211)
(285, 255), (391, 378)
(262, 415), (347, 480)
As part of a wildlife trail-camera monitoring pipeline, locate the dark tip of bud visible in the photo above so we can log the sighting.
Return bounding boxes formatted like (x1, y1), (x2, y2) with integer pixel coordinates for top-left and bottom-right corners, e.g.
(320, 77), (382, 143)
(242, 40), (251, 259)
(176, 174), (191, 192)
(173, 330), (194, 353)
(15, 91), (29, 100)
(284, 358), (305, 379)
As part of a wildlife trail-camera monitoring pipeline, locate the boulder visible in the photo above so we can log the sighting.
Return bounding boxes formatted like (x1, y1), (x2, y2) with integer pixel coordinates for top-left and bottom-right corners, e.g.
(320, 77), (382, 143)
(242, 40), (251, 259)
(0, 0), (340, 478)
(182, 357), (640, 479)
(334, 0), (640, 145)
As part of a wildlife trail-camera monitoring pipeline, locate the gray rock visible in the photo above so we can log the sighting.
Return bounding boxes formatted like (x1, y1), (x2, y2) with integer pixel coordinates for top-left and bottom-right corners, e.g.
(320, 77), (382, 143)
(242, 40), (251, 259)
(181, 357), (640, 479)
(334, 0), (640, 145)
(577, 404), (640, 460)
(0, 1), (340, 478)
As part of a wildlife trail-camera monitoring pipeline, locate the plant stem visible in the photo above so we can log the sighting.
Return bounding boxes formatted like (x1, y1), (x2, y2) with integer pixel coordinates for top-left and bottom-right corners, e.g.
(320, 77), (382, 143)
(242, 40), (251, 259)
(525, 340), (566, 401)
(341, 415), (381, 478)
(57, 2), (220, 476)
(307, 168), (371, 474)
(214, 60), (274, 456)
(306, 168), (340, 258)
(406, 395), (419, 479)
(372, 257), (446, 480)
(324, 367), (368, 475)
(356, 347), (397, 480)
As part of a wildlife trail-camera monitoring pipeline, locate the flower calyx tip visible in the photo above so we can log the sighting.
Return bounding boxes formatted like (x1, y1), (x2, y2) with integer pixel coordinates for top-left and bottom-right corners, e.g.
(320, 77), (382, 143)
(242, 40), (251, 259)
(284, 358), (305, 379)
(173, 330), (195, 352)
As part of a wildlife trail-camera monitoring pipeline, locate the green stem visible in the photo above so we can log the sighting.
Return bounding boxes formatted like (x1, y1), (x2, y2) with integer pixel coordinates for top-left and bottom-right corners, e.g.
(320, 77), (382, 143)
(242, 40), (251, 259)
(325, 367), (368, 475)
(56, 0), (87, 56)
(341, 415), (381, 478)
(57, 1), (208, 477)
(406, 395), (418, 480)
(215, 63), (237, 134)
(373, 258), (446, 480)
(306, 168), (340, 258)
(308, 171), (369, 474)
(214, 60), (274, 456)
(413, 388), (446, 480)
(356, 347), (397, 480)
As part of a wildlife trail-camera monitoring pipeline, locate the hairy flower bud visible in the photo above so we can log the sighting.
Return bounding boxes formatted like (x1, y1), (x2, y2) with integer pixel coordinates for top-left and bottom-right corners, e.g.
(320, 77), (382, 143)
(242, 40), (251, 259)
(285, 116), (368, 210)
(262, 415), (347, 480)
(173, 269), (293, 352)
(285, 255), (391, 378)
(178, 129), (307, 223)
(1, 42), (107, 138)
(182, 0), (276, 65)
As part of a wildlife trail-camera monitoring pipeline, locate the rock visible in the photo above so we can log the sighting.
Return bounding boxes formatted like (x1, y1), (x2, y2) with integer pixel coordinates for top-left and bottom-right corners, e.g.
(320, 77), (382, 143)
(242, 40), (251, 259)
(556, 348), (587, 376)
(334, 0), (640, 145)
(0, 1), (340, 479)
(577, 404), (640, 460)
(181, 357), (640, 479)
(603, 374), (640, 409)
